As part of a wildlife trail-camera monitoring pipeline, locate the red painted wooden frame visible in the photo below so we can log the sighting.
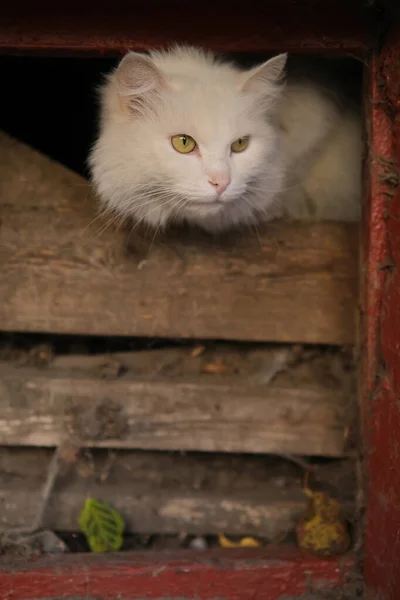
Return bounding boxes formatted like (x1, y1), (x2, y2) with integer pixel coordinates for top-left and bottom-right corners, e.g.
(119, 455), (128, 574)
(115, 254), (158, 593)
(362, 24), (400, 600)
(0, 0), (376, 55)
(0, 548), (355, 600)
(1, 2), (400, 600)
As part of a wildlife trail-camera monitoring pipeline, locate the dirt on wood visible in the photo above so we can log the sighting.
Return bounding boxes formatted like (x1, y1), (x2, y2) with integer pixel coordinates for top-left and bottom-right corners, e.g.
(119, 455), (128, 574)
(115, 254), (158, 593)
(0, 336), (358, 553)
(0, 339), (357, 456)
(0, 335), (356, 392)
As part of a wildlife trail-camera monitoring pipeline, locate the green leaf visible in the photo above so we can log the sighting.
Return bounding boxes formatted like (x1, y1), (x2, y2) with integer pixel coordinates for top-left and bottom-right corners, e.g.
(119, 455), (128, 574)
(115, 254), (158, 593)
(78, 497), (125, 552)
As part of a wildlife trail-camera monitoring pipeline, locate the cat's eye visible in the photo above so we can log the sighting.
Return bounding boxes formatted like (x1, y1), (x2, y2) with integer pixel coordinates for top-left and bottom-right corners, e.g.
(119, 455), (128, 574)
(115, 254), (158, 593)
(171, 134), (197, 154)
(231, 136), (250, 153)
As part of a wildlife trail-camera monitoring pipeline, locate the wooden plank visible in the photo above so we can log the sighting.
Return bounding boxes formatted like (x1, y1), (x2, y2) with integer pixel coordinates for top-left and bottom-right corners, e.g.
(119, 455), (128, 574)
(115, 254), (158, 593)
(0, 0), (376, 55)
(0, 131), (358, 344)
(0, 446), (355, 538)
(363, 32), (400, 600)
(0, 548), (356, 600)
(0, 448), (307, 538)
(0, 357), (350, 455)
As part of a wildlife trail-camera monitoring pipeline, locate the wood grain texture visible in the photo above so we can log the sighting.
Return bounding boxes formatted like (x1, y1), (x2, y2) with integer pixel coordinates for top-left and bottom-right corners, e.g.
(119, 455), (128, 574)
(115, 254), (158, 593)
(0, 447), (355, 536)
(363, 31), (400, 600)
(0, 361), (349, 456)
(0, 0), (376, 55)
(0, 131), (358, 344)
(0, 549), (356, 600)
(0, 448), (305, 538)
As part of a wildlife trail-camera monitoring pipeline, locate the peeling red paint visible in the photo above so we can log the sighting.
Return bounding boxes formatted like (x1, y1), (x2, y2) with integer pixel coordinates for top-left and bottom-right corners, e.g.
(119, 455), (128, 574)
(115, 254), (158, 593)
(0, 549), (354, 600)
(0, 0), (377, 55)
(363, 25), (400, 600)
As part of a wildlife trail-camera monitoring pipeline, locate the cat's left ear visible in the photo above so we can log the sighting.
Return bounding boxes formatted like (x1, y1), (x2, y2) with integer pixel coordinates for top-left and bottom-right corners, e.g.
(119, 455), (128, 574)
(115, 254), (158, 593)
(116, 52), (165, 113)
(241, 53), (288, 94)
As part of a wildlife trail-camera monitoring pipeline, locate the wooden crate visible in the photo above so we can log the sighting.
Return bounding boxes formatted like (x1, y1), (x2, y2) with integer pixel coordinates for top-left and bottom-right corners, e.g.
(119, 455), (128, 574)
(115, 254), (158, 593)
(1, 0), (394, 598)
(0, 113), (358, 577)
(0, 124), (359, 595)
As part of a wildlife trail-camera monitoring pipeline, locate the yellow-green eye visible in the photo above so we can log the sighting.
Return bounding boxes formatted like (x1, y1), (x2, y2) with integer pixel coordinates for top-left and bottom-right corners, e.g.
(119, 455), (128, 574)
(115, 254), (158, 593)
(231, 136), (250, 153)
(171, 134), (197, 154)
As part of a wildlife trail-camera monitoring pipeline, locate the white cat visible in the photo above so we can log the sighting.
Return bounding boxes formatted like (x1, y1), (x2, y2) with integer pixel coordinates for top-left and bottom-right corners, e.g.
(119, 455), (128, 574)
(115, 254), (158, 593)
(89, 46), (361, 232)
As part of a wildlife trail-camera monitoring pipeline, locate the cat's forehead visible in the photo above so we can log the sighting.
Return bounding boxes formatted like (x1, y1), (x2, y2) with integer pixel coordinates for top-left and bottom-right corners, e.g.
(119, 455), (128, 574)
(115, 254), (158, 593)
(162, 63), (243, 104)
(153, 50), (255, 122)
(158, 83), (261, 139)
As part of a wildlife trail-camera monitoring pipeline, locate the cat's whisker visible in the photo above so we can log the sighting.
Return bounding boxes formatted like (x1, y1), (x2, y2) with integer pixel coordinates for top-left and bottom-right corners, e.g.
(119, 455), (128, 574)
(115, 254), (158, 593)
(147, 222), (164, 254)
(85, 211), (127, 243)
(146, 195), (189, 245)
(345, 52), (370, 68)
(114, 190), (178, 213)
(158, 197), (188, 231)
(170, 196), (193, 222)
(240, 196), (277, 221)
(246, 223), (263, 248)
(83, 208), (116, 234)
(128, 194), (184, 239)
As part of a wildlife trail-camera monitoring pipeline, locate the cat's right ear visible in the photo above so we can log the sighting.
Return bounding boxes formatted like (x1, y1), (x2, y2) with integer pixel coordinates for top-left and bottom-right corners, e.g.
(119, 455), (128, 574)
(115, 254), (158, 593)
(241, 53), (288, 96)
(116, 52), (164, 111)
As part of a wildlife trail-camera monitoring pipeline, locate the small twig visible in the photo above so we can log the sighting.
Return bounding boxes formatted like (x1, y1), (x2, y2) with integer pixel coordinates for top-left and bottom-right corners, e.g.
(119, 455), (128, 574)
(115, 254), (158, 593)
(1, 444), (67, 546)
(30, 444), (64, 533)
(277, 453), (318, 473)
(100, 449), (117, 482)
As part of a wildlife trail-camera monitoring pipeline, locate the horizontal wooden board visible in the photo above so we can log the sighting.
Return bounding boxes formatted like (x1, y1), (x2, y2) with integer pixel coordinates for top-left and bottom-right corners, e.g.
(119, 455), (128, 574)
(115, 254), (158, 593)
(0, 549), (356, 600)
(0, 447), (355, 536)
(0, 353), (352, 455)
(0, 132), (358, 344)
(0, 0), (376, 55)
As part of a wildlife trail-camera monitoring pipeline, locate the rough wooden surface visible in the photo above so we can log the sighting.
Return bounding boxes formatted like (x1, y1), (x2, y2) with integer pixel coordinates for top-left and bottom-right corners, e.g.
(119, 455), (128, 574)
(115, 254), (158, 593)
(0, 131), (358, 344)
(363, 32), (400, 600)
(0, 350), (351, 455)
(0, 447), (355, 537)
(0, 549), (356, 600)
(0, 0), (376, 54)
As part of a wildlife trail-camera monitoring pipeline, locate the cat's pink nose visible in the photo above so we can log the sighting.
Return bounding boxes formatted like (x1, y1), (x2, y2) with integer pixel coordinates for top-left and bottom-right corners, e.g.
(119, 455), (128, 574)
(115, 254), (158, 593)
(208, 174), (231, 195)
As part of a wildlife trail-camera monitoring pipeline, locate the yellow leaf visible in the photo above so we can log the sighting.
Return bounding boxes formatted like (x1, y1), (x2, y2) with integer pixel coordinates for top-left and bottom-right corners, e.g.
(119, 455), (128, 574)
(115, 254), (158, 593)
(202, 361), (231, 374)
(218, 534), (261, 548)
(296, 475), (350, 557)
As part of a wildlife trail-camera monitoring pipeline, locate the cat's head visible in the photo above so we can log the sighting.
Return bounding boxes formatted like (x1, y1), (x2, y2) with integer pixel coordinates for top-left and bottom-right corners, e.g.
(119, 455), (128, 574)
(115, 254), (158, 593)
(89, 46), (287, 231)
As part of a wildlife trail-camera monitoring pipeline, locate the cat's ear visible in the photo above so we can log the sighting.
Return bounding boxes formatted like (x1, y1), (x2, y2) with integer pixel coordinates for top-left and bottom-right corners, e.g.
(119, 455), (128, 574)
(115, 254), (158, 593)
(241, 53), (288, 94)
(116, 52), (164, 110)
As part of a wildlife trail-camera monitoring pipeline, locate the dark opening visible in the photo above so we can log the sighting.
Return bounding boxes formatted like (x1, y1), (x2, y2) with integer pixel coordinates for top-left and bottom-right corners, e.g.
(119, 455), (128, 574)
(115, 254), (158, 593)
(0, 54), (362, 177)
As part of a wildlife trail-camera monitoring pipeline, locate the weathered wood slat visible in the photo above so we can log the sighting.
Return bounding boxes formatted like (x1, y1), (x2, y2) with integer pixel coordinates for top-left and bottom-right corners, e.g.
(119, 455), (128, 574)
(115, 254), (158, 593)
(0, 550), (357, 600)
(0, 448), (355, 537)
(0, 0), (375, 54)
(0, 362), (349, 456)
(0, 131), (358, 344)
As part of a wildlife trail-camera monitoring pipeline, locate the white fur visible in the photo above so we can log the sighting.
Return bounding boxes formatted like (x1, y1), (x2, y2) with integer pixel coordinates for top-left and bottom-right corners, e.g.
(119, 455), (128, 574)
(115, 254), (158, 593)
(89, 46), (361, 232)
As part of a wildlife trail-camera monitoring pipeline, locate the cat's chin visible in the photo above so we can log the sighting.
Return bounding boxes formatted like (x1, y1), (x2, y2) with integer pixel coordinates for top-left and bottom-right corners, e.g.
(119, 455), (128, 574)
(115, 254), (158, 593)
(184, 200), (223, 214)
